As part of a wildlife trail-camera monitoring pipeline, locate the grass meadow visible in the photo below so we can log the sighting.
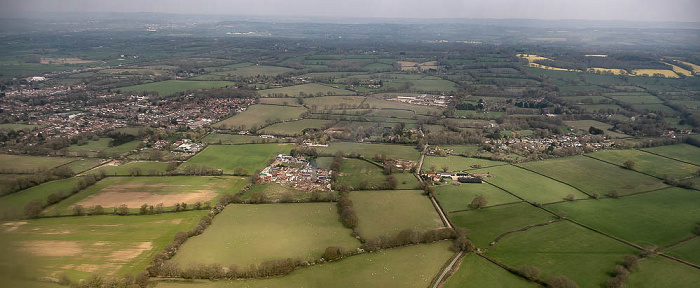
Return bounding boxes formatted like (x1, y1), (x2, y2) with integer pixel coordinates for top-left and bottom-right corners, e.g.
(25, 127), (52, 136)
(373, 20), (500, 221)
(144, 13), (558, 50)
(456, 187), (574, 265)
(518, 156), (667, 197)
(318, 142), (420, 161)
(169, 203), (360, 267)
(422, 156), (505, 173)
(181, 144), (292, 174)
(474, 165), (588, 204)
(1, 211), (208, 281)
(625, 255), (700, 288)
(118, 80), (235, 96)
(443, 253), (539, 288)
(434, 183), (521, 213)
(0, 178), (79, 219)
(212, 104), (307, 130)
(588, 150), (699, 179)
(157, 241), (453, 288)
(349, 190), (443, 239)
(485, 221), (638, 288)
(258, 119), (334, 136)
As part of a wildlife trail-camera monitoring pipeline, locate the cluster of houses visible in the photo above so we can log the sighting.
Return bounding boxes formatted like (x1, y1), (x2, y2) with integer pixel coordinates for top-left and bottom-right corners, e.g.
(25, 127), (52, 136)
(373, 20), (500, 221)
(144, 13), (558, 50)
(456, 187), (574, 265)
(389, 94), (452, 107)
(258, 154), (333, 192)
(423, 171), (484, 184)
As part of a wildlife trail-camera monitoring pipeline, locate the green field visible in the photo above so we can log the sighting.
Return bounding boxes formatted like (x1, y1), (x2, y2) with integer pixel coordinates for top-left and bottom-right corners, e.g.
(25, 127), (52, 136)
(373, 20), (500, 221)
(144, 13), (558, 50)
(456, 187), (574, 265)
(240, 182), (329, 202)
(91, 162), (171, 176)
(393, 173), (421, 190)
(318, 142), (420, 161)
(101, 140), (142, 157)
(66, 138), (112, 155)
(258, 119), (334, 136)
(443, 253), (538, 288)
(548, 187), (700, 247)
(625, 255), (700, 288)
(664, 237), (700, 266)
(642, 144), (700, 166)
(435, 183), (521, 213)
(257, 97), (303, 106)
(363, 97), (442, 115)
(449, 202), (554, 247)
(474, 165), (587, 204)
(118, 80), (236, 96)
(212, 104), (307, 130)
(350, 190), (443, 238)
(260, 83), (354, 97)
(0, 123), (40, 130)
(170, 203), (360, 266)
(422, 156), (505, 173)
(0, 154), (78, 173)
(181, 144), (292, 174)
(0, 178), (79, 219)
(157, 241), (453, 288)
(65, 158), (104, 174)
(45, 176), (246, 215)
(201, 133), (287, 144)
(218, 65), (294, 77)
(336, 159), (386, 190)
(588, 150), (699, 179)
(303, 95), (366, 109)
(485, 221), (638, 288)
(518, 155), (667, 197)
(1, 211), (208, 281)
(563, 119), (613, 131)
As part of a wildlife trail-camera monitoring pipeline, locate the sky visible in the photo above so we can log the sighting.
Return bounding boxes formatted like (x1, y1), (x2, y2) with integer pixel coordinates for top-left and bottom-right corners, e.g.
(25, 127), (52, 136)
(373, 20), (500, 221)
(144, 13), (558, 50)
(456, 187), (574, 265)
(2, 0), (699, 22)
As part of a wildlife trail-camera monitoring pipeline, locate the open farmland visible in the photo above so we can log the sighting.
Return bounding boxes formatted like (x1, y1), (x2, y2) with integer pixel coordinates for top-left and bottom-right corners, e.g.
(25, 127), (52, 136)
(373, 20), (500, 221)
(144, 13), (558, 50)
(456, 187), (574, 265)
(118, 80), (236, 96)
(157, 241), (453, 288)
(664, 237), (700, 266)
(318, 142), (420, 161)
(518, 155), (667, 197)
(548, 187), (700, 247)
(181, 144), (292, 174)
(303, 95), (367, 109)
(642, 144), (700, 165)
(169, 203), (360, 267)
(625, 255), (700, 288)
(450, 203), (555, 247)
(218, 65), (294, 77)
(588, 150), (699, 179)
(422, 156), (505, 173)
(212, 104), (307, 130)
(336, 158), (386, 190)
(45, 176), (246, 215)
(0, 178), (79, 219)
(443, 253), (539, 288)
(349, 190), (443, 239)
(91, 161), (171, 176)
(201, 133), (275, 145)
(434, 182), (521, 213)
(259, 83), (354, 97)
(474, 165), (588, 204)
(1, 211), (208, 281)
(258, 119), (334, 136)
(485, 221), (638, 288)
(0, 154), (78, 173)
(257, 97), (303, 106)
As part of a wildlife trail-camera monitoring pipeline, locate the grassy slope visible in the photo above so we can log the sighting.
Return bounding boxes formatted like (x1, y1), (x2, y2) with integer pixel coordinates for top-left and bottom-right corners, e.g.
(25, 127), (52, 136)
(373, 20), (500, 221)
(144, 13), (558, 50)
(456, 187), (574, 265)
(422, 156), (505, 173)
(337, 158), (386, 189)
(664, 237), (700, 266)
(170, 203), (360, 266)
(0, 154), (77, 173)
(641, 144), (700, 166)
(258, 119), (333, 136)
(0, 178), (79, 219)
(318, 142), (420, 161)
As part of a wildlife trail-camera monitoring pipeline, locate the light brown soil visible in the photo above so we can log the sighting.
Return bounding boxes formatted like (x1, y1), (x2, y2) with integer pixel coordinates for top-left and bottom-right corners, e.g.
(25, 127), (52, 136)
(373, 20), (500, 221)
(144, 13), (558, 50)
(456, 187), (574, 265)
(108, 242), (152, 262)
(20, 240), (82, 257)
(2, 221), (27, 232)
(74, 190), (217, 208)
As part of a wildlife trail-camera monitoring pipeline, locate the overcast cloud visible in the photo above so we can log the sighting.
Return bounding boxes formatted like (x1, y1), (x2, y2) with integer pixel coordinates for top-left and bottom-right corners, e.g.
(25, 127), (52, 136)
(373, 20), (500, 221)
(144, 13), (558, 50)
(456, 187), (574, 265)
(2, 0), (699, 22)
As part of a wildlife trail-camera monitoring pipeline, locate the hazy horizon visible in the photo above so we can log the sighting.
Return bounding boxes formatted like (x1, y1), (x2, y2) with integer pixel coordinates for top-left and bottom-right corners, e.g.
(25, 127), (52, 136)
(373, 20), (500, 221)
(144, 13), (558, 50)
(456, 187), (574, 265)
(2, 0), (699, 23)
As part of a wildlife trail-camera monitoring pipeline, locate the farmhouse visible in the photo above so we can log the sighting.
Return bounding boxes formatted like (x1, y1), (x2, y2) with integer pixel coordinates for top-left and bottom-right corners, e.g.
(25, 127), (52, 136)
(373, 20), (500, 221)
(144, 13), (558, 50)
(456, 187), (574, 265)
(259, 154), (332, 192)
